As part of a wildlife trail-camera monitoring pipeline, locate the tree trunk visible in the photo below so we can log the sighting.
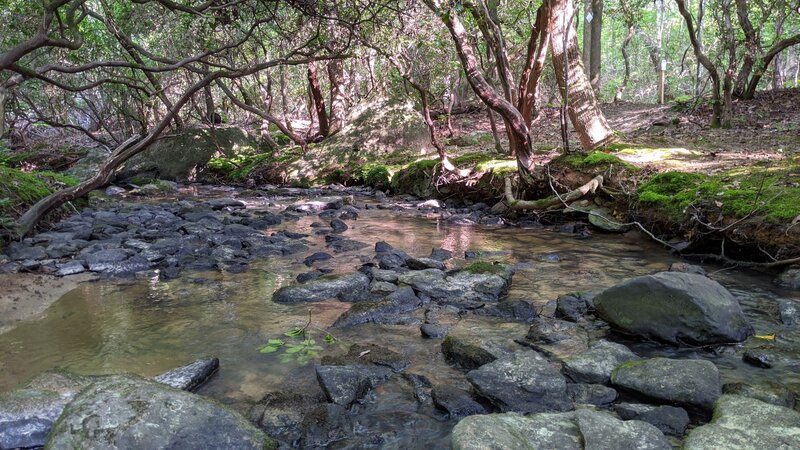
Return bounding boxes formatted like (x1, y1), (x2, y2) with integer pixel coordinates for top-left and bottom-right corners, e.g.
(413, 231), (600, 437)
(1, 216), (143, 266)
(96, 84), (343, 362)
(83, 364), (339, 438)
(614, 23), (634, 102)
(327, 59), (346, 134)
(773, 2), (785, 90)
(694, 0), (705, 96)
(279, 66), (294, 134)
(307, 62), (329, 138)
(517, 2), (551, 126)
(733, 0), (756, 98)
(676, 0), (722, 127)
(582, 0), (591, 67)
(743, 33), (800, 99)
(722, 1), (736, 128)
(0, 87), (7, 137)
(550, 0), (614, 151)
(486, 108), (505, 153)
(423, 0), (535, 173)
(589, 0), (603, 94)
(203, 82), (217, 124)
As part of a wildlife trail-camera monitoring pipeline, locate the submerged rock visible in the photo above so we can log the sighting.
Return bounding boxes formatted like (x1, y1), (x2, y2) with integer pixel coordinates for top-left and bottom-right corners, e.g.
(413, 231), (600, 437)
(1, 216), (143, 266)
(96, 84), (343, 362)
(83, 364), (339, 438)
(466, 351), (572, 414)
(611, 357), (721, 411)
(315, 365), (371, 406)
(272, 272), (370, 303)
(47, 375), (273, 449)
(684, 395), (800, 449)
(153, 357), (219, 391)
(775, 267), (800, 290)
(614, 403), (691, 437)
(332, 287), (421, 327)
(431, 385), (486, 419)
(441, 320), (527, 370)
(524, 317), (588, 360)
(451, 410), (670, 450)
(594, 272), (753, 345)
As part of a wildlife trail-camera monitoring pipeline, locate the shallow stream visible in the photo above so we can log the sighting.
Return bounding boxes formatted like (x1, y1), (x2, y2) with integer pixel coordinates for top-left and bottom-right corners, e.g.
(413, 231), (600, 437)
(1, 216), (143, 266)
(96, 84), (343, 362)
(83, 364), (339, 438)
(1, 193), (798, 446)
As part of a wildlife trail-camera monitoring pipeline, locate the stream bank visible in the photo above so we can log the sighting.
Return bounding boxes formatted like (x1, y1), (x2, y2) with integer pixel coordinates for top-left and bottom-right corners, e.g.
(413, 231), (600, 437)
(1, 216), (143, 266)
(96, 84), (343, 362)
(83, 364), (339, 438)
(0, 184), (799, 448)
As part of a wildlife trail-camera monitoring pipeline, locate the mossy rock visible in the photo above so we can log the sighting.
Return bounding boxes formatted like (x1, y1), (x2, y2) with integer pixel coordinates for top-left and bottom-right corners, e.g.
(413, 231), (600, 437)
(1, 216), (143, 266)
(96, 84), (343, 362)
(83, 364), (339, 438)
(557, 151), (638, 171)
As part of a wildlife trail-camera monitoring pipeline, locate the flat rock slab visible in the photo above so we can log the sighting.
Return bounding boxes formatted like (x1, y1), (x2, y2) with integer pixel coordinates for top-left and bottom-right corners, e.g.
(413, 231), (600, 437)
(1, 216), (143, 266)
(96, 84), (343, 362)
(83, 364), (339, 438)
(451, 410), (670, 450)
(441, 319), (528, 370)
(615, 403), (690, 437)
(272, 272), (370, 303)
(466, 351), (572, 414)
(47, 375), (273, 449)
(431, 385), (486, 419)
(611, 357), (721, 411)
(153, 357), (219, 391)
(315, 365), (372, 406)
(594, 272), (753, 345)
(684, 395), (800, 449)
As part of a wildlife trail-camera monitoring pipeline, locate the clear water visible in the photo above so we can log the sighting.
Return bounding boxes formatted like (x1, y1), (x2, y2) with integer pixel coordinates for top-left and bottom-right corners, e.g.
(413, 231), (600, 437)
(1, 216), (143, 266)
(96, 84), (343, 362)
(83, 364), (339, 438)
(1, 197), (798, 442)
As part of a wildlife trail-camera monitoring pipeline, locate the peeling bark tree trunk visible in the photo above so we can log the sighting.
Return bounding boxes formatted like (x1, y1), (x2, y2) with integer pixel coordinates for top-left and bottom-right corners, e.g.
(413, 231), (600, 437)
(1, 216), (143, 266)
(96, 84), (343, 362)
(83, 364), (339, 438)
(550, 0), (614, 151)
(307, 62), (329, 138)
(517, 2), (551, 126)
(327, 59), (346, 134)
(676, 0), (722, 128)
(424, 0), (535, 174)
(582, 0), (591, 67)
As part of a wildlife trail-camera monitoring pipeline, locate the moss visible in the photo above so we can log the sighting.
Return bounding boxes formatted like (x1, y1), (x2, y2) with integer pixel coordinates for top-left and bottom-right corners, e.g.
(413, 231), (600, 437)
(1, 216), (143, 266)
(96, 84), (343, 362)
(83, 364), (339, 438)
(462, 261), (507, 275)
(129, 175), (155, 186)
(0, 167), (81, 228)
(207, 148), (304, 182)
(637, 168), (800, 223)
(560, 151), (638, 171)
(475, 159), (517, 174)
(389, 158), (440, 197)
(354, 163), (390, 189)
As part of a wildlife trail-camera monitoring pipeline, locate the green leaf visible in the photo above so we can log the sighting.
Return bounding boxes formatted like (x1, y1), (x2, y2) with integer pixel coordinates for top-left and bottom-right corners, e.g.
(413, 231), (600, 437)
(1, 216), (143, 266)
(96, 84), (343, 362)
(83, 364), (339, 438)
(284, 327), (304, 337)
(324, 334), (335, 344)
(268, 339), (285, 346)
(259, 345), (280, 353)
(285, 345), (303, 354)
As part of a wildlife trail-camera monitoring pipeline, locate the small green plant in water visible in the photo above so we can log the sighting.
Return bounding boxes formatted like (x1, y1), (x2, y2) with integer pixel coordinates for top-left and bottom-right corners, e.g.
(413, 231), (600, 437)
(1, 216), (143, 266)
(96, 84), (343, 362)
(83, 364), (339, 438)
(258, 310), (338, 365)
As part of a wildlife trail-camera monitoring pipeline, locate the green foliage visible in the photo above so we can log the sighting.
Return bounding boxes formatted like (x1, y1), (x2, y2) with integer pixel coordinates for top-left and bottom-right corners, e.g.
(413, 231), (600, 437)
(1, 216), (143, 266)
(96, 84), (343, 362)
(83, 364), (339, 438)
(258, 316), (338, 365)
(354, 163), (390, 188)
(462, 261), (507, 275)
(208, 148), (303, 182)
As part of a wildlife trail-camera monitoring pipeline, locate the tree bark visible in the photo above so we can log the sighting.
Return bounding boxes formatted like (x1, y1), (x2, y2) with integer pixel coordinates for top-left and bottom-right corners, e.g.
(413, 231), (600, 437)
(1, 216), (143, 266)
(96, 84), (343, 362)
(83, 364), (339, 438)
(743, 33), (800, 99)
(307, 62), (329, 138)
(589, 0), (603, 93)
(614, 23), (634, 102)
(517, 2), (551, 126)
(0, 87), (7, 137)
(676, 0), (722, 127)
(327, 59), (346, 134)
(550, 0), (614, 151)
(721, 1), (736, 128)
(582, 0), (591, 67)
(773, 3), (785, 90)
(423, 0), (535, 173)
(733, 0), (756, 98)
(694, 0), (705, 96)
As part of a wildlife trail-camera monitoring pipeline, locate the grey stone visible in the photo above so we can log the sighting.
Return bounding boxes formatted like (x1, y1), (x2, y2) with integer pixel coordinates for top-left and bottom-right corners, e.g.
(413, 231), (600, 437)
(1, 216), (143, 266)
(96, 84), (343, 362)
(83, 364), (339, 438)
(0, 389), (73, 450)
(588, 207), (629, 232)
(398, 266), (513, 306)
(299, 403), (354, 448)
(371, 268), (399, 283)
(329, 218), (348, 233)
(55, 260), (86, 276)
(315, 365), (371, 406)
(369, 281), (397, 294)
(85, 248), (129, 271)
(431, 385), (486, 418)
(327, 239), (369, 253)
(611, 357), (721, 410)
(7, 243), (47, 261)
(562, 339), (639, 384)
(466, 351), (572, 413)
(684, 395), (800, 450)
(566, 383), (618, 406)
(442, 320), (527, 369)
(669, 262), (707, 275)
(407, 257), (445, 271)
(614, 403), (691, 437)
(723, 381), (797, 409)
(555, 293), (589, 322)
(47, 375), (273, 449)
(594, 272), (753, 345)
(273, 272), (371, 303)
(776, 267), (800, 289)
(292, 196), (344, 212)
(575, 409), (670, 450)
(779, 299), (800, 326)
(525, 317), (589, 360)
(420, 323), (448, 339)
(331, 287), (421, 328)
(153, 357), (219, 391)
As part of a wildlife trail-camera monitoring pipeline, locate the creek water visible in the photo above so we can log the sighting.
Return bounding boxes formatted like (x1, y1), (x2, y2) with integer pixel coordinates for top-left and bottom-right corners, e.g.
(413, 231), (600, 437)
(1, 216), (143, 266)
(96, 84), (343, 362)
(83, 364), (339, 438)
(1, 195), (798, 446)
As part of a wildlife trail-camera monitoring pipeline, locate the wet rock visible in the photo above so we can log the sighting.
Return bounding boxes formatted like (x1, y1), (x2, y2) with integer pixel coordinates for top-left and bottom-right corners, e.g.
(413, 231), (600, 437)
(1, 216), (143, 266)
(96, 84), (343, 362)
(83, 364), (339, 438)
(248, 390), (323, 446)
(524, 317), (589, 360)
(273, 272), (370, 303)
(611, 357), (721, 411)
(85, 248), (129, 270)
(466, 351), (572, 414)
(330, 218), (348, 233)
(588, 207), (629, 232)
(669, 262), (707, 276)
(442, 320), (526, 369)
(566, 383), (618, 406)
(491, 299), (537, 322)
(331, 287), (421, 327)
(0, 388), (75, 449)
(304, 251), (332, 266)
(47, 375), (272, 449)
(420, 323), (448, 339)
(315, 365), (372, 406)
(206, 197), (246, 210)
(55, 260), (86, 276)
(105, 186), (127, 196)
(431, 385), (486, 418)
(684, 395), (800, 450)
(778, 299), (800, 326)
(374, 241), (393, 252)
(429, 248), (453, 261)
(153, 357), (219, 391)
(594, 272), (753, 345)
(398, 266), (513, 306)
(407, 257), (445, 271)
(369, 281), (397, 294)
(375, 249), (409, 269)
(775, 267), (800, 290)
(327, 239), (370, 253)
(743, 348), (774, 368)
(299, 403), (354, 448)
(562, 340), (639, 384)
(614, 403), (690, 437)
(555, 293), (590, 322)
(7, 243), (47, 261)
(451, 409), (670, 450)
(322, 343), (410, 375)
(292, 196), (346, 212)
(464, 249), (510, 259)
(371, 268), (399, 283)
(403, 373), (433, 405)
(723, 381), (797, 409)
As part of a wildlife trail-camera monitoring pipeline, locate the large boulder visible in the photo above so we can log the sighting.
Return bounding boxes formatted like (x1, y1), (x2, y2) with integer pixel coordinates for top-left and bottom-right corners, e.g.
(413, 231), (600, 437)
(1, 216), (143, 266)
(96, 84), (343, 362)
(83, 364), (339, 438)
(272, 272), (370, 303)
(466, 351), (572, 414)
(611, 357), (721, 411)
(47, 375), (274, 449)
(684, 395), (800, 450)
(117, 127), (256, 182)
(593, 272), (753, 345)
(450, 410), (670, 450)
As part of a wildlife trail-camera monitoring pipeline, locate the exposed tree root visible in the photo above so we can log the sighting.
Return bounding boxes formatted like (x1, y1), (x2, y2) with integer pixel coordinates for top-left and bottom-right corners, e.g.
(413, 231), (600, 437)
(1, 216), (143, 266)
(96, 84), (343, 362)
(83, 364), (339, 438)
(503, 174), (603, 210)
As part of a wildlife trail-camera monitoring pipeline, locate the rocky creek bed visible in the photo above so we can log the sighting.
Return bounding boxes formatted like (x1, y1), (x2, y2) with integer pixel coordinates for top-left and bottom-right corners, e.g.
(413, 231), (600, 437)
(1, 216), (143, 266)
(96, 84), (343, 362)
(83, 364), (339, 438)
(1, 183), (799, 449)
